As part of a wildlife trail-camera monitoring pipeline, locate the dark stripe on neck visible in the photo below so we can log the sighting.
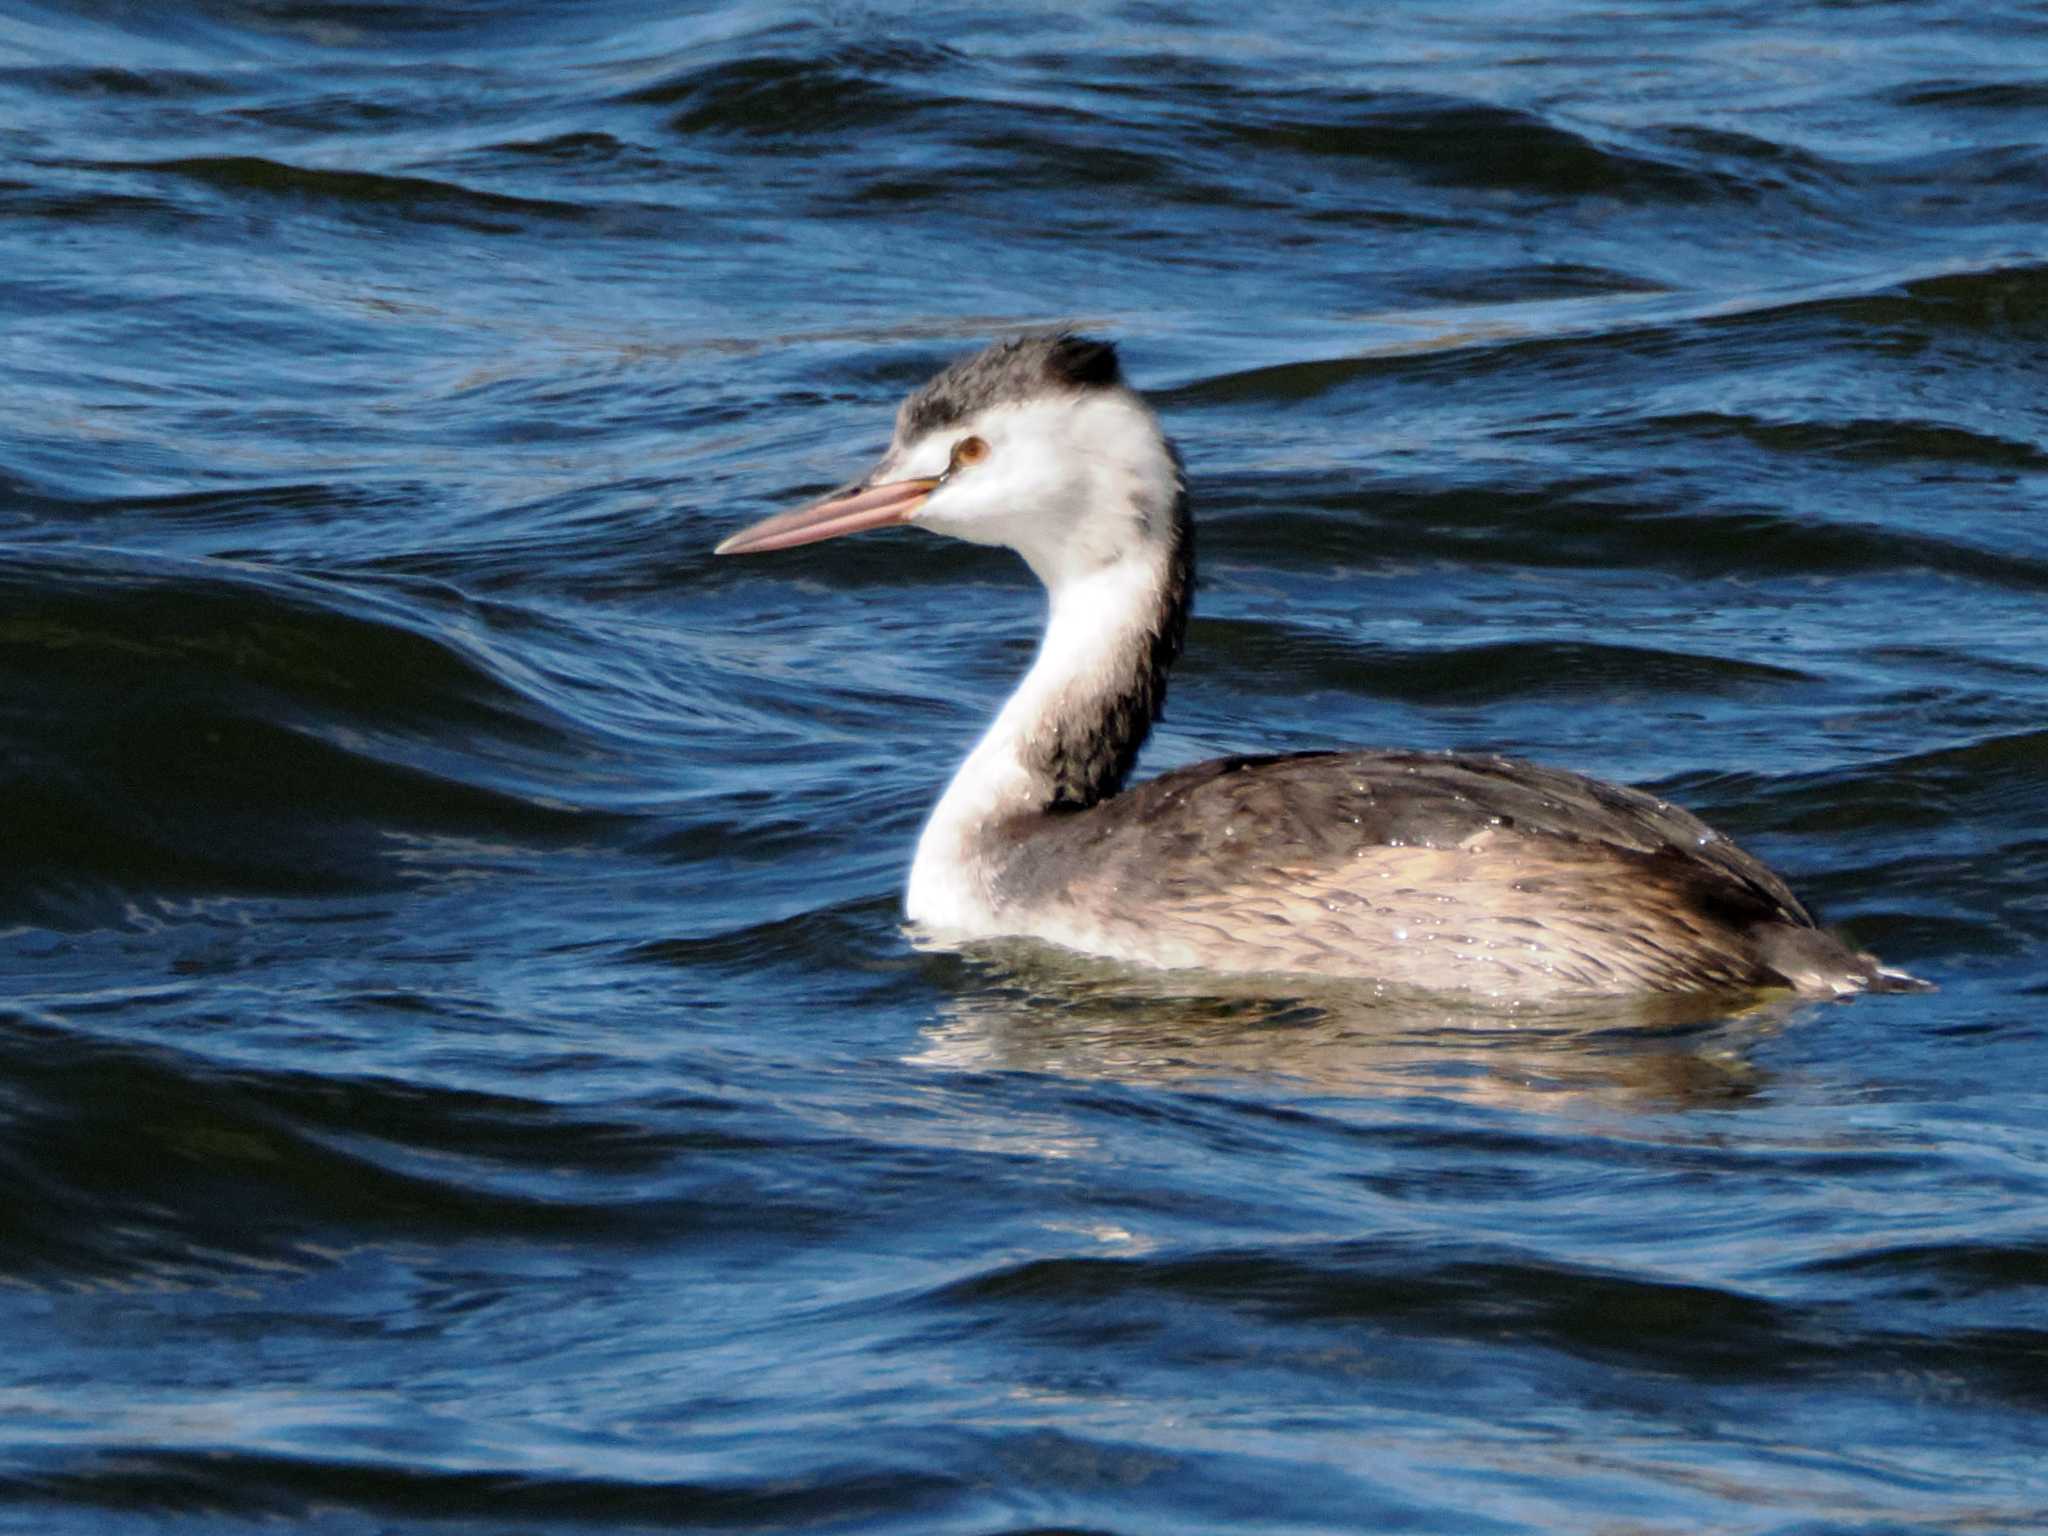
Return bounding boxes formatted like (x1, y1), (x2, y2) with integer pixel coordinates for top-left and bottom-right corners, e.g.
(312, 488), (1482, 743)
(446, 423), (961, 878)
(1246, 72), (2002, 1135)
(1032, 476), (1193, 813)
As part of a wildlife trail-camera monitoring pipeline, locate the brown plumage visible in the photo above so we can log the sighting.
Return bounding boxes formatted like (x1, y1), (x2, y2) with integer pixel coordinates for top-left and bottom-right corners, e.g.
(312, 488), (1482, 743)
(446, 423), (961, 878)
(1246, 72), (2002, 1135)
(991, 749), (1903, 997)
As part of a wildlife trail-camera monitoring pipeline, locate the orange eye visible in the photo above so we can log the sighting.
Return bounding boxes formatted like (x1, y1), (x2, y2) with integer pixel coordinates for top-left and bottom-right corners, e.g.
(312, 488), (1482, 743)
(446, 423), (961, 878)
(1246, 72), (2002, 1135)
(949, 435), (989, 470)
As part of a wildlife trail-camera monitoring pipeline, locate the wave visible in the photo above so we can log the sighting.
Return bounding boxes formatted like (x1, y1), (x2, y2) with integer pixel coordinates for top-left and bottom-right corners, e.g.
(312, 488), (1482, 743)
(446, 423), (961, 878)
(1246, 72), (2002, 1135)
(0, 1006), (847, 1293)
(623, 53), (934, 136)
(0, 549), (620, 925)
(612, 52), (1847, 230)
(1193, 626), (1811, 705)
(1225, 94), (1751, 202)
(121, 155), (588, 232)
(13, 1451), (962, 1530)
(931, 1237), (2048, 1406)
(1176, 256), (2048, 391)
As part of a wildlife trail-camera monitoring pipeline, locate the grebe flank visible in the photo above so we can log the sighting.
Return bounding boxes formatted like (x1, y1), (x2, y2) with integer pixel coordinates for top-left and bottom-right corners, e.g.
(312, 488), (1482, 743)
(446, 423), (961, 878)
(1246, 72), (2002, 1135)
(716, 334), (1923, 1000)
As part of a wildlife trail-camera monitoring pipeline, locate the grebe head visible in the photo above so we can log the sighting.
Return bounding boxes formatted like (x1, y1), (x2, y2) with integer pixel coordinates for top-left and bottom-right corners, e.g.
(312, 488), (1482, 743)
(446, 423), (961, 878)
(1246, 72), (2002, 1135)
(716, 334), (1180, 590)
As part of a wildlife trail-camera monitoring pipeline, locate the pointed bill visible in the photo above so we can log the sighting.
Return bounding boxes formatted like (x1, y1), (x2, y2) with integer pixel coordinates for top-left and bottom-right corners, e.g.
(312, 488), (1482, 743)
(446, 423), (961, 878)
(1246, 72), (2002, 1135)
(714, 476), (940, 556)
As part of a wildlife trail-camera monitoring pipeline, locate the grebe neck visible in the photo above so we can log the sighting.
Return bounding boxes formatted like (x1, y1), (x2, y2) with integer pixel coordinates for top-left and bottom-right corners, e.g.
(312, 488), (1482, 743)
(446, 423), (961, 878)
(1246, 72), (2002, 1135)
(906, 493), (1191, 927)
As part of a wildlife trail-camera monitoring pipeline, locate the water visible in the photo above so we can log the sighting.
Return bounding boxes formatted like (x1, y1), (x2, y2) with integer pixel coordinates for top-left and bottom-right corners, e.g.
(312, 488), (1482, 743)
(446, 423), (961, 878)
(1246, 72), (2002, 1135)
(4, 2), (2046, 1530)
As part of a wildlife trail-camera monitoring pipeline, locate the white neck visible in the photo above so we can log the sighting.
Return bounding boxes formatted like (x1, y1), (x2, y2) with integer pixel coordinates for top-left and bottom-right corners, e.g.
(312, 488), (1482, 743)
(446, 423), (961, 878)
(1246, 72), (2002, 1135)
(905, 551), (1169, 934)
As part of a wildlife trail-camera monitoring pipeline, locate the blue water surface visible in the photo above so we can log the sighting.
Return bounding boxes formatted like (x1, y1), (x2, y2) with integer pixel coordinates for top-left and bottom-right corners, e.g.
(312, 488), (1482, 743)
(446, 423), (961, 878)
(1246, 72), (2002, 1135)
(2, 2), (2045, 1531)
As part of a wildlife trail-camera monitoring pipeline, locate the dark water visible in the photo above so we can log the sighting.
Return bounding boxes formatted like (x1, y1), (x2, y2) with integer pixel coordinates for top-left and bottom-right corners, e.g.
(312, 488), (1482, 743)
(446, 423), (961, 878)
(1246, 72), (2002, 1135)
(5, 2), (2047, 1530)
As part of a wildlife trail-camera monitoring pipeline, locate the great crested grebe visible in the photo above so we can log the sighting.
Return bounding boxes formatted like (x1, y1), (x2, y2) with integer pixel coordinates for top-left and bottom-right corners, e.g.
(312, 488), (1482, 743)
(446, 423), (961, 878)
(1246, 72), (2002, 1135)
(717, 334), (1921, 1000)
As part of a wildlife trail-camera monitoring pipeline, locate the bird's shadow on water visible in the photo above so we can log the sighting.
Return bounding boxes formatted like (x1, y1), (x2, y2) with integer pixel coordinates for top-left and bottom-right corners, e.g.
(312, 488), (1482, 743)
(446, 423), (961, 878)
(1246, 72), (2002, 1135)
(905, 936), (1824, 1111)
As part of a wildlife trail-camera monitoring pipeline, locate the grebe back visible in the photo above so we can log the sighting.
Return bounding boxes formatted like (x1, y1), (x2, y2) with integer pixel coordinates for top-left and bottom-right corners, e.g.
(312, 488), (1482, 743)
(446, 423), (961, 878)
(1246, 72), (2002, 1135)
(716, 334), (1922, 1000)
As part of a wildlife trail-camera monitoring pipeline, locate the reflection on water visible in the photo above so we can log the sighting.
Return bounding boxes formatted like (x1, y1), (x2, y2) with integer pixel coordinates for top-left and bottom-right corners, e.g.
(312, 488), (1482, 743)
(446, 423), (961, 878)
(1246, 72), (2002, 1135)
(908, 940), (1806, 1108)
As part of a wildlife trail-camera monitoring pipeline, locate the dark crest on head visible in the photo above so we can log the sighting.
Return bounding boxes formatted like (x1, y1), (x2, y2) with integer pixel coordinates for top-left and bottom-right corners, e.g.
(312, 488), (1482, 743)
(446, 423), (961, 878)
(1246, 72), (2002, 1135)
(898, 333), (1123, 441)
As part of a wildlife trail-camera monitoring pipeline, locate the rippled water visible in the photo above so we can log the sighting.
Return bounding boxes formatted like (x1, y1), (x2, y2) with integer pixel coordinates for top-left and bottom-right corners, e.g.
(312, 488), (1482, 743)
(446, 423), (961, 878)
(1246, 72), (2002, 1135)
(4, 3), (2046, 1531)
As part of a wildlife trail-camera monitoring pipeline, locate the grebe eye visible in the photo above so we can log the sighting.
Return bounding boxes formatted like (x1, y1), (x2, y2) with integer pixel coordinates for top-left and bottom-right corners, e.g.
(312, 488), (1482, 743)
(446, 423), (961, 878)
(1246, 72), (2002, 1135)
(950, 435), (989, 470)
